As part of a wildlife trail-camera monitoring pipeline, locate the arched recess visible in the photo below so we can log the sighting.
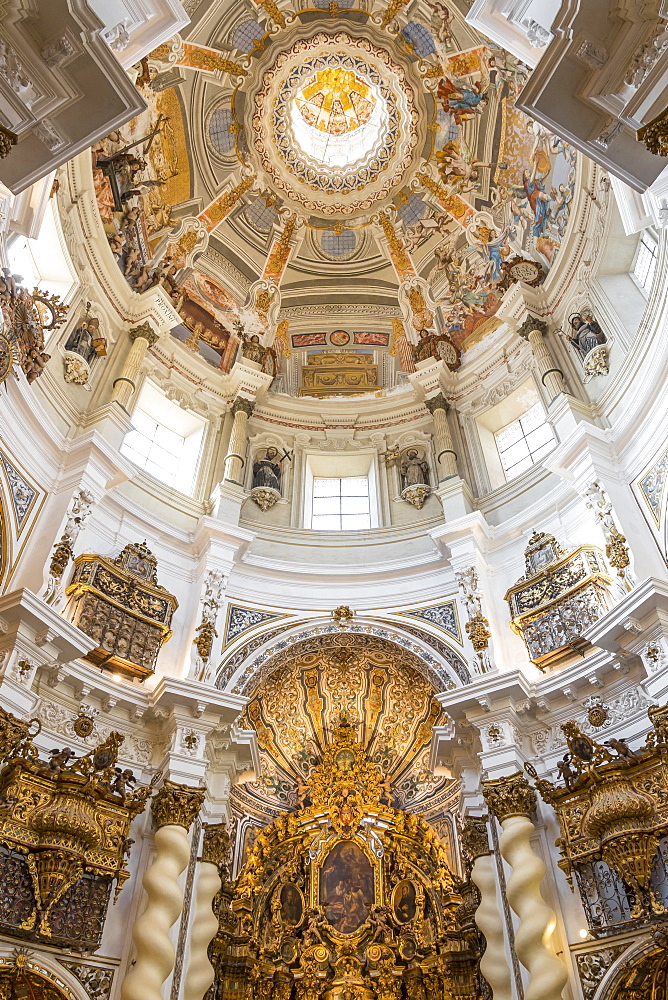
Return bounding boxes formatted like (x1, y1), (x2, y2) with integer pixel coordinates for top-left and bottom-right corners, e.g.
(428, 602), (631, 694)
(592, 937), (667, 1000)
(0, 954), (94, 1000)
(214, 616), (470, 695)
(224, 621), (465, 857)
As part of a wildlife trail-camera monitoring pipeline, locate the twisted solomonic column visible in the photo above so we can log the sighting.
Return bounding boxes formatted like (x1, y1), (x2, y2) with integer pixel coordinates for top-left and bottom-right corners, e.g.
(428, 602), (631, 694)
(461, 817), (512, 1000)
(483, 773), (568, 1000)
(182, 823), (232, 1000)
(121, 781), (205, 1000)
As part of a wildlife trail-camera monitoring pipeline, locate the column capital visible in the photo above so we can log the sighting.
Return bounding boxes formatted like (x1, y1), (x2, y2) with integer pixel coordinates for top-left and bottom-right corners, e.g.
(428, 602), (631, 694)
(128, 322), (159, 347)
(152, 779), (205, 830)
(231, 396), (255, 418)
(201, 821), (233, 872)
(461, 815), (491, 861)
(425, 393), (449, 414)
(482, 771), (536, 821)
(517, 316), (548, 340)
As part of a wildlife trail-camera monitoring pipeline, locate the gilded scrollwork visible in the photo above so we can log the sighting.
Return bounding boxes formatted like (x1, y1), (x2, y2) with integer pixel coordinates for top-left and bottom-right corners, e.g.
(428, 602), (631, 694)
(525, 704), (668, 925)
(65, 542), (178, 680)
(505, 532), (614, 669)
(0, 706), (153, 950)
(216, 714), (475, 998)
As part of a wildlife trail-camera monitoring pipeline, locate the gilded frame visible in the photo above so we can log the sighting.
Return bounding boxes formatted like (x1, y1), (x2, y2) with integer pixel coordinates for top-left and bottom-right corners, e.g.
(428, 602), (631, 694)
(310, 833), (383, 940)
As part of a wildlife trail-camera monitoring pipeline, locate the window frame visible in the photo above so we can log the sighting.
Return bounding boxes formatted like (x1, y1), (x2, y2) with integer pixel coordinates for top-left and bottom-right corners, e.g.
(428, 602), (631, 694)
(630, 231), (659, 295)
(303, 451), (379, 530)
(494, 402), (557, 481)
(120, 380), (206, 496)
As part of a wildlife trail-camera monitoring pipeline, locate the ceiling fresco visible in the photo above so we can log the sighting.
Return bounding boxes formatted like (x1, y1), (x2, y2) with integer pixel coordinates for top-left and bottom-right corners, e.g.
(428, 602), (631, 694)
(89, 0), (579, 379)
(232, 636), (452, 827)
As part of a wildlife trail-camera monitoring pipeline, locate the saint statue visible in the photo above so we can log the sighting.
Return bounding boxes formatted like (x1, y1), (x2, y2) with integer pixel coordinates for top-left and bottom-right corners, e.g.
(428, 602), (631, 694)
(65, 312), (106, 363)
(252, 447), (282, 492)
(567, 313), (606, 359)
(241, 333), (266, 365)
(401, 448), (430, 490)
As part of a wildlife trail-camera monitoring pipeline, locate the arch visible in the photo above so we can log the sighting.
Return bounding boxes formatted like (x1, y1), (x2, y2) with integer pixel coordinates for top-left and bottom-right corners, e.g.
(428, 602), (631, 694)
(0, 952), (94, 1000)
(214, 617), (470, 695)
(591, 935), (667, 1000)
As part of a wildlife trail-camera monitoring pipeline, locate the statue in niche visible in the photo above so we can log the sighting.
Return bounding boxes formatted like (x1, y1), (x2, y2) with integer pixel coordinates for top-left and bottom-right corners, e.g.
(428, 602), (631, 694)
(252, 447), (282, 492)
(64, 305), (107, 364)
(563, 312), (609, 382)
(401, 448), (430, 490)
(567, 313), (606, 359)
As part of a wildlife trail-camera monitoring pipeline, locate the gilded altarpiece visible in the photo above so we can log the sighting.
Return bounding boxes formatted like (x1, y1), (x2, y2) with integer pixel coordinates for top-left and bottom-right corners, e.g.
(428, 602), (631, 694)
(214, 718), (479, 1000)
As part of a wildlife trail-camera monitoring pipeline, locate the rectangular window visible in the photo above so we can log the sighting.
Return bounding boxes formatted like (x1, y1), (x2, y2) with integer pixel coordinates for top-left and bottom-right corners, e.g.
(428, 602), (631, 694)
(495, 403), (556, 480)
(121, 381), (205, 495)
(633, 234), (658, 292)
(311, 477), (371, 530)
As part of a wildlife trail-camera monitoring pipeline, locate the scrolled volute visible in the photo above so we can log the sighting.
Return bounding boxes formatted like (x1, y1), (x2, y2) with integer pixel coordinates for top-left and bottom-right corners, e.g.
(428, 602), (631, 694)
(483, 772), (536, 822)
(152, 780), (205, 830)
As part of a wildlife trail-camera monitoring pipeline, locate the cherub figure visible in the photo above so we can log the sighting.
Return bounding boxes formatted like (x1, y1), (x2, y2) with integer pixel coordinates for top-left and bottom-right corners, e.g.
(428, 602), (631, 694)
(556, 754), (577, 789)
(604, 737), (640, 763)
(48, 747), (74, 773)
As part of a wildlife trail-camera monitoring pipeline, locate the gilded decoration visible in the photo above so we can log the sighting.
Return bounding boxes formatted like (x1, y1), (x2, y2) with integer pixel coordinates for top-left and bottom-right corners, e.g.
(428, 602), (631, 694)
(525, 704), (668, 927)
(234, 642), (451, 815)
(300, 351), (381, 397)
(0, 706), (153, 951)
(482, 773), (536, 823)
(249, 34), (421, 217)
(217, 715), (476, 999)
(152, 781), (205, 831)
(504, 532), (614, 668)
(65, 541), (178, 680)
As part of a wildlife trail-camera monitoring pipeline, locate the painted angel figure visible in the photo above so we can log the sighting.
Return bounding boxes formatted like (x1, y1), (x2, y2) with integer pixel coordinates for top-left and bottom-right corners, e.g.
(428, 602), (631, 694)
(426, 0), (453, 44)
(437, 76), (490, 125)
(436, 139), (489, 192)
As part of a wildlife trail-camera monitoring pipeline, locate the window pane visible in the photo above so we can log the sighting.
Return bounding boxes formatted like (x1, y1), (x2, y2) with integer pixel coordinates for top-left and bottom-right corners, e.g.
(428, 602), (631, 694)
(312, 496), (341, 516)
(341, 514), (371, 529)
(505, 456), (533, 477)
(500, 440), (530, 468)
(525, 424), (554, 449)
(496, 420), (523, 450)
(519, 403), (545, 432)
(340, 477), (369, 496)
(154, 424), (183, 453)
(531, 440), (555, 462)
(340, 496), (369, 515)
(311, 514), (342, 530)
(124, 430), (151, 457)
(132, 410), (156, 438)
(313, 478), (341, 497)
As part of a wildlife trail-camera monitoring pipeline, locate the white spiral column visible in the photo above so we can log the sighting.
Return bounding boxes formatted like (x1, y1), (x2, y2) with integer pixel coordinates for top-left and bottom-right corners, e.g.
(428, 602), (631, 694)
(462, 817), (513, 1000)
(121, 781), (205, 1000)
(182, 823), (232, 1000)
(484, 773), (568, 1000)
